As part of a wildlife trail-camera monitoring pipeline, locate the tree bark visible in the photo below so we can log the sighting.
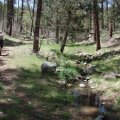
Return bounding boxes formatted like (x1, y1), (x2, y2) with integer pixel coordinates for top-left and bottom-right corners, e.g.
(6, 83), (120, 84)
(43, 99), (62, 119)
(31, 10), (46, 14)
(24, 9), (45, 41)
(55, 7), (59, 44)
(89, 9), (92, 31)
(2, 0), (5, 31)
(109, 20), (113, 38)
(93, 0), (101, 51)
(93, 3), (96, 42)
(106, 0), (109, 29)
(101, 0), (104, 29)
(6, 0), (14, 36)
(30, 0), (36, 36)
(60, 11), (71, 53)
(20, 0), (24, 33)
(17, 0), (20, 23)
(33, 0), (43, 53)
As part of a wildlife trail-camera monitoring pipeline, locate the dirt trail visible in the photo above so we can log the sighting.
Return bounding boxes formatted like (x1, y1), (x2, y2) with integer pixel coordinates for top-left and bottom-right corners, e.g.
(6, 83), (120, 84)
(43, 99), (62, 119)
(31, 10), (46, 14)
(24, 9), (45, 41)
(0, 46), (18, 92)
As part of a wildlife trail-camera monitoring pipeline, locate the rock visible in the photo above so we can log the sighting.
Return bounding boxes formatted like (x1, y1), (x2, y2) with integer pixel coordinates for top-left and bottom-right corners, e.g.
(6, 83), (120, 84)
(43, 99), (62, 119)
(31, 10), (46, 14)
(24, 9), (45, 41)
(0, 111), (5, 118)
(67, 84), (72, 87)
(41, 62), (57, 74)
(103, 72), (116, 80)
(95, 115), (104, 120)
(79, 52), (88, 56)
(82, 64), (96, 75)
(79, 83), (86, 88)
(57, 80), (66, 85)
(115, 73), (120, 78)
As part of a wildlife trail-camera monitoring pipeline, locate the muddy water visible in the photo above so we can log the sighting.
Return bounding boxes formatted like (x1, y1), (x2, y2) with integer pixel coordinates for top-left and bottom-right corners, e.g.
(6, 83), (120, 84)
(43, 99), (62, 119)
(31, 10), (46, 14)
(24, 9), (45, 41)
(67, 80), (104, 120)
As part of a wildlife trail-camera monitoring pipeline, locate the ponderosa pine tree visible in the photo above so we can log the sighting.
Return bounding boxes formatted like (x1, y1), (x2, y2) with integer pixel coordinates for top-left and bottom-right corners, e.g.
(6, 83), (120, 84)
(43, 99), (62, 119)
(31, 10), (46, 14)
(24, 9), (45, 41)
(20, 0), (24, 33)
(6, 0), (14, 36)
(93, 0), (101, 51)
(33, 0), (42, 53)
(60, 10), (71, 53)
(101, 0), (104, 29)
(30, 0), (36, 36)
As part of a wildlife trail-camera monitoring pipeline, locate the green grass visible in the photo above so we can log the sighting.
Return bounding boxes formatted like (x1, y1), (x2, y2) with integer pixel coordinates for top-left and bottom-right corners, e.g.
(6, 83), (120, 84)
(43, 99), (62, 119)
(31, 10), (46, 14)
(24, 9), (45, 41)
(92, 55), (120, 73)
(1, 35), (120, 119)
(113, 97), (120, 111)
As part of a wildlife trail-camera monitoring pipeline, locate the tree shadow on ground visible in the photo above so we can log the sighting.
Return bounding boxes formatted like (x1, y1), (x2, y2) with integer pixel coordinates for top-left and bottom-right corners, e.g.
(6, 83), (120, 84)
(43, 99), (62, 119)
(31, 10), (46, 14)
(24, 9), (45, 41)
(0, 67), (73, 120)
(66, 42), (95, 47)
(0, 100), (50, 120)
(0, 68), (19, 85)
(0, 58), (5, 66)
(4, 38), (27, 47)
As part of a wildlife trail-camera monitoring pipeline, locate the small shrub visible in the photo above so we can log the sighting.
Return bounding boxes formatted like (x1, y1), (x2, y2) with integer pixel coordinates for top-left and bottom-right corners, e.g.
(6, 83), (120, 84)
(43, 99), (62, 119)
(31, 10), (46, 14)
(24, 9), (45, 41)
(0, 83), (3, 91)
(58, 67), (79, 81)
(61, 112), (71, 120)
(113, 97), (120, 110)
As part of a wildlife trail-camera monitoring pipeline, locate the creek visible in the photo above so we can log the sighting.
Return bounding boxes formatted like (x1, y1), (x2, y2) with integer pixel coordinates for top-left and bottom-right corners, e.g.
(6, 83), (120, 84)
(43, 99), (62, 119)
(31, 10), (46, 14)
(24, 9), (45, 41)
(67, 77), (108, 120)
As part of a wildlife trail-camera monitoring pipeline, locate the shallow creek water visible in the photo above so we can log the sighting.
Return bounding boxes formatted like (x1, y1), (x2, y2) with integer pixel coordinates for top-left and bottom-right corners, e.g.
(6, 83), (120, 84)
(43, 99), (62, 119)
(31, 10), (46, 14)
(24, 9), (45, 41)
(67, 79), (106, 120)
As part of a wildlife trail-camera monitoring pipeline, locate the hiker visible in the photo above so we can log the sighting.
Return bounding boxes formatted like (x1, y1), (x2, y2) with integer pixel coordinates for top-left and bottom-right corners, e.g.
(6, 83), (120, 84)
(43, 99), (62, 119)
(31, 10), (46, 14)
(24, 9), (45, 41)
(0, 32), (4, 56)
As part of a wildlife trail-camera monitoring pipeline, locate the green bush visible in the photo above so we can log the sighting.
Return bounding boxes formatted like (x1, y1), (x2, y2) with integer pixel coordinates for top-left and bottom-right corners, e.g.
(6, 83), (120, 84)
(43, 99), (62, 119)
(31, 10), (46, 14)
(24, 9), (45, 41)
(58, 67), (79, 81)
(0, 83), (3, 91)
(113, 97), (120, 110)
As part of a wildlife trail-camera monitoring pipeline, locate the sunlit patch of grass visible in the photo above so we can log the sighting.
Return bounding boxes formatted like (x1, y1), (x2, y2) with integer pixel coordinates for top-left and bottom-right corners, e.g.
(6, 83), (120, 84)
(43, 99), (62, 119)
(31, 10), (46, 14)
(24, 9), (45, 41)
(7, 44), (44, 70)
(65, 43), (96, 54)
(93, 55), (120, 73)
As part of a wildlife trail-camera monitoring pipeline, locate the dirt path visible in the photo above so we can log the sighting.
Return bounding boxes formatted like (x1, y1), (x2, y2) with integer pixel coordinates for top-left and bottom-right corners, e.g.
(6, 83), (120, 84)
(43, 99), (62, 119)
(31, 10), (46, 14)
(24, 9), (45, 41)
(0, 47), (18, 85)
(0, 46), (50, 120)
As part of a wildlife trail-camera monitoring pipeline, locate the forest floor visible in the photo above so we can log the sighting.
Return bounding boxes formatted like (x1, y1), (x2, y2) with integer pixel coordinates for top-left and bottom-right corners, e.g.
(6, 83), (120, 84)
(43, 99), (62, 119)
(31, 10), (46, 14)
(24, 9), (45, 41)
(0, 34), (120, 120)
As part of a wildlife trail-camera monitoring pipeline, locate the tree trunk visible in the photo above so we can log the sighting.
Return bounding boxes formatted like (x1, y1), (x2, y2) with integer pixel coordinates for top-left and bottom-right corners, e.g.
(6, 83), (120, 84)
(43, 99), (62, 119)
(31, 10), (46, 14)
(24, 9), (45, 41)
(60, 11), (71, 53)
(112, 3), (116, 31)
(30, 0), (36, 36)
(106, 0), (109, 29)
(101, 0), (104, 29)
(109, 20), (113, 38)
(17, 0), (19, 23)
(89, 9), (92, 31)
(93, 0), (101, 51)
(6, 0), (14, 36)
(93, 4), (96, 42)
(20, 0), (24, 33)
(2, 0), (5, 31)
(55, 20), (59, 44)
(55, 7), (59, 44)
(33, 0), (43, 53)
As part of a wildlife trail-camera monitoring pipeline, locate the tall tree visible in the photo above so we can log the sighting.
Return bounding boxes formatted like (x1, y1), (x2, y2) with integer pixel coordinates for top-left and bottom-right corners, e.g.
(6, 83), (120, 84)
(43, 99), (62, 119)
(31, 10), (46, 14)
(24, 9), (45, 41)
(109, 20), (113, 37)
(30, 0), (36, 36)
(55, 6), (59, 44)
(33, 0), (43, 53)
(93, 0), (101, 51)
(2, 0), (5, 31)
(20, 0), (24, 33)
(106, 0), (109, 29)
(17, 0), (20, 23)
(6, 0), (14, 36)
(101, 0), (104, 29)
(60, 10), (71, 53)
